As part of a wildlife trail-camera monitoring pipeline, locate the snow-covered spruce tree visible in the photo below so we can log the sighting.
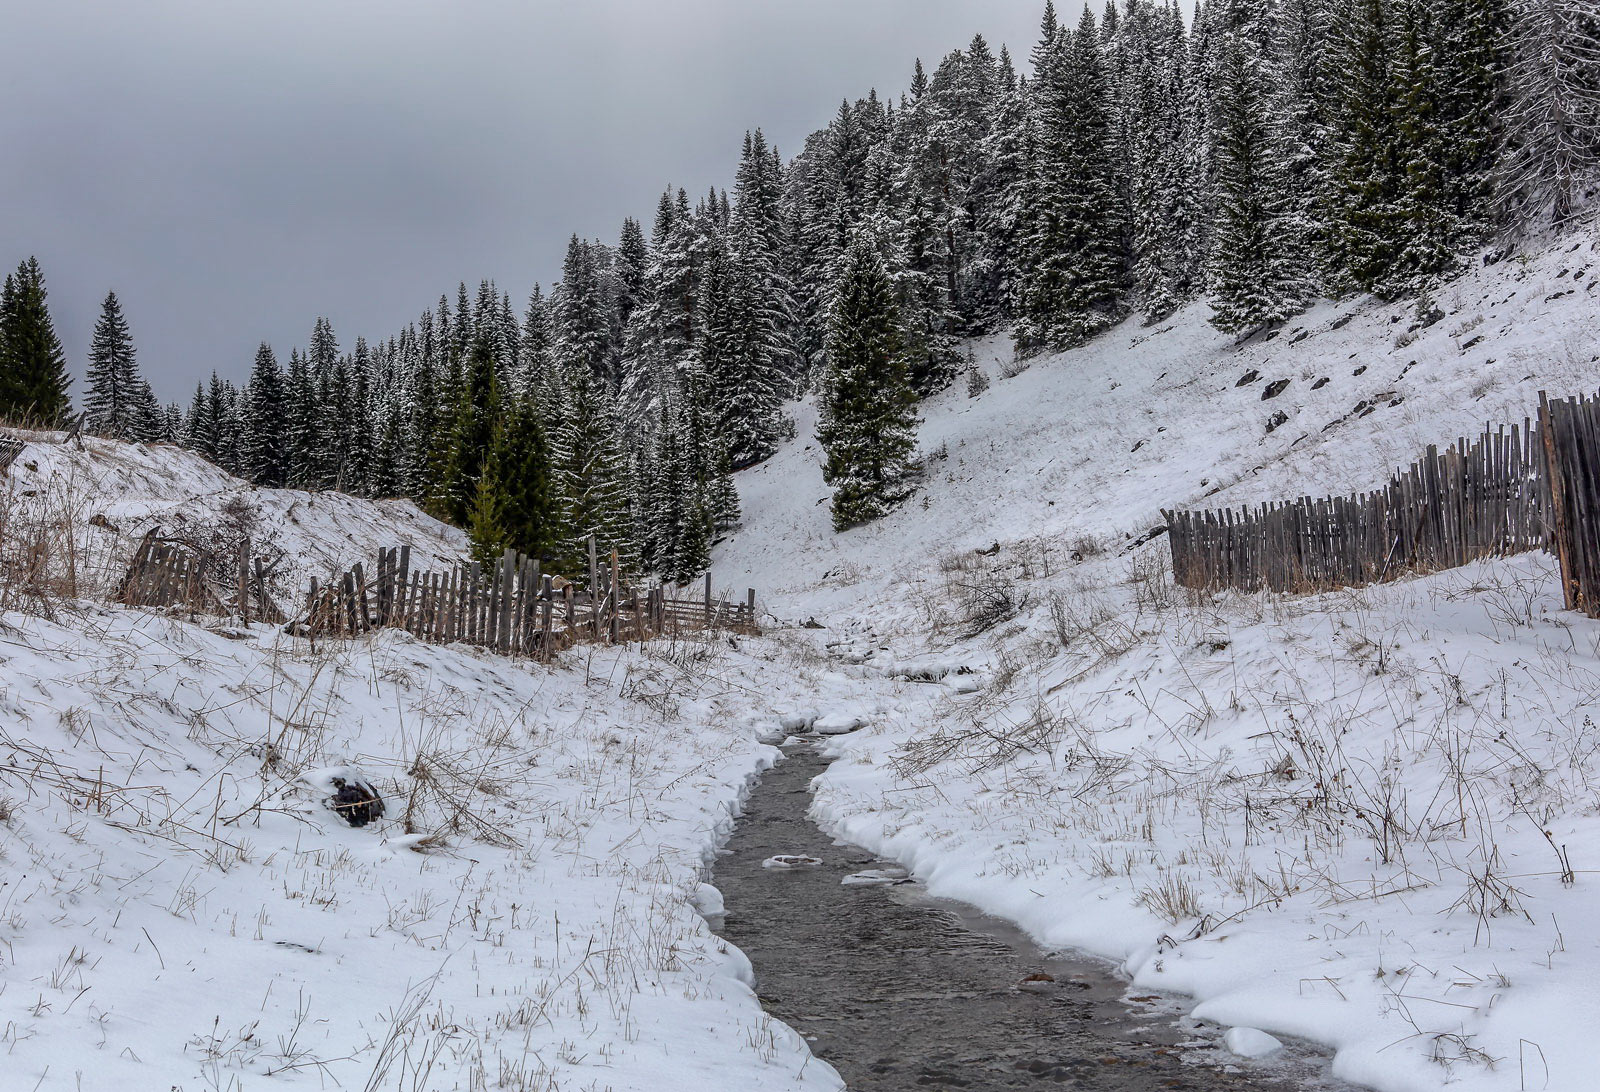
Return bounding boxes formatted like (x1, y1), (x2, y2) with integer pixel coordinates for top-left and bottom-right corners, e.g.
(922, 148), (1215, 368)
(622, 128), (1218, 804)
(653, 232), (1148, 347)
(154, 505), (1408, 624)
(1272, 0), (1338, 274)
(367, 368), (405, 499)
(615, 217), (649, 339)
(791, 98), (879, 382)
(285, 349), (323, 489)
(1428, 0), (1510, 243)
(243, 342), (288, 487)
(699, 231), (787, 468)
(1013, 7), (1127, 354)
(1121, 0), (1199, 320)
(1498, 0), (1600, 226)
(656, 402), (712, 584)
(405, 309), (444, 498)
(817, 237), (920, 531)
(1323, 0), (1416, 295)
(342, 336), (374, 495)
(874, 90), (961, 396)
(181, 382), (209, 455)
(977, 49), (1032, 329)
(437, 332), (501, 526)
(554, 236), (618, 386)
(202, 373), (242, 473)
(468, 388), (557, 568)
(1206, 4), (1316, 333)
(551, 360), (633, 575)
(0, 258), (71, 426)
(643, 358), (734, 585)
(512, 284), (553, 409)
(628, 440), (664, 576)
(620, 190), (696, 425)
(84, 291), (146, 439)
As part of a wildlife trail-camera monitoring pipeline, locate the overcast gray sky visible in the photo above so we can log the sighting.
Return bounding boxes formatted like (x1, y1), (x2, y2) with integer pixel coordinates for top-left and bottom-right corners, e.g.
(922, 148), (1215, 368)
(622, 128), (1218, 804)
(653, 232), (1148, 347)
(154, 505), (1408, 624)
(2, 1), (1058, 402)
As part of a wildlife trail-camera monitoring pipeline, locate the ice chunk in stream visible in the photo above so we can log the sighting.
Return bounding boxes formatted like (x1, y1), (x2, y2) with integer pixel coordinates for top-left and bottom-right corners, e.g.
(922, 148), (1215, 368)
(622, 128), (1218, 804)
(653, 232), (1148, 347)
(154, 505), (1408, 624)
(1223, 1027), (1283, 1059)
(762, 854), (823, 869)
(841, 867), (911, 886)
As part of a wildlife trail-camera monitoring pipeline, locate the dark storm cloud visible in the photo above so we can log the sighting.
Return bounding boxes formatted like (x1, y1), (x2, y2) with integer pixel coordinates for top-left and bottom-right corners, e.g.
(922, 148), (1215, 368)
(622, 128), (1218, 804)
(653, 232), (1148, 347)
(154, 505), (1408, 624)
(2, 1), (1054, 401)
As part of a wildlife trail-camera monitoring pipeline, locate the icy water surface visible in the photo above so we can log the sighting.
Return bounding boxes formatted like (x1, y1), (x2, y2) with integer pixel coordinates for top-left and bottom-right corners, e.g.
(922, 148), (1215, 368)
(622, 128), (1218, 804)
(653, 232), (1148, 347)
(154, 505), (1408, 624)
(713, 745), (1335, 1092)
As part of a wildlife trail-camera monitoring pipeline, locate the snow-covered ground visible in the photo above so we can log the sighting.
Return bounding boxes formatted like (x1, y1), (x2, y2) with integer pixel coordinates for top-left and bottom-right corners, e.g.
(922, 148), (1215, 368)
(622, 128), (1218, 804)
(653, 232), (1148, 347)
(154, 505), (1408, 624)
(4, 224), (1598, 1092)
(0, 599), (853, 1091)
(0, 443), (859, 1090)
(715, 225), (1600, 1091)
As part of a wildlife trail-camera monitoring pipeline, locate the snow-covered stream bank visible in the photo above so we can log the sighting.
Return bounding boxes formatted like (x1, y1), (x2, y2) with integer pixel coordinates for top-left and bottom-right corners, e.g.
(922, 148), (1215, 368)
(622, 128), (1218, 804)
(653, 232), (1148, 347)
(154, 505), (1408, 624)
(710, 225), (1600, 1092)
(714, 742), (1343, 1091)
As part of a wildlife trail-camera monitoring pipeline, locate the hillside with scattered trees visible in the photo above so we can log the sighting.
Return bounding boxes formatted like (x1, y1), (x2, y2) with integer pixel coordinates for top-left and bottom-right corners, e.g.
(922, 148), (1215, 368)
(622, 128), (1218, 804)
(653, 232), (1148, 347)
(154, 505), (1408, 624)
(3, 0), (1597, 582)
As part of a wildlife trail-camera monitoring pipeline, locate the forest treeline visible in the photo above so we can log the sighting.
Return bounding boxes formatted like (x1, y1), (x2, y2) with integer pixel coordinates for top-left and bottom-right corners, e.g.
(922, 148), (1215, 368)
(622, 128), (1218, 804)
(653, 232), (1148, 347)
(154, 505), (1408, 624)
(2, 0), (1596, 578)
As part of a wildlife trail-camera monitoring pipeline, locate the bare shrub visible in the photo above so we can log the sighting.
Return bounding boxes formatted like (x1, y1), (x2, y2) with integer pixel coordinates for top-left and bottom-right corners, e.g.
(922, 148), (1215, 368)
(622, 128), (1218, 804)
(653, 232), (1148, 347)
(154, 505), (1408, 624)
(1137, 870), (1204, 923)
(1127, 550), (1175, 612)
(0, 472), (115, 617)
(946, 570), (1027, 637)
(999, 355), (1030, 379)
(1068, 533), (1105, 561)
(1048, 589), (1138, 657)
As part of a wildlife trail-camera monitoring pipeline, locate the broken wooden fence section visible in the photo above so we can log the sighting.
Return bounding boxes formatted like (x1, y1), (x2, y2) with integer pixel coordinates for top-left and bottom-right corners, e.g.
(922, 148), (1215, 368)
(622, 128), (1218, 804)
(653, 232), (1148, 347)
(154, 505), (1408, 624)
(1166, 389), (1600, 619)
(298, 539), (758, 660)
(0, 436), (23, 475)
(117, 532), (286, 623)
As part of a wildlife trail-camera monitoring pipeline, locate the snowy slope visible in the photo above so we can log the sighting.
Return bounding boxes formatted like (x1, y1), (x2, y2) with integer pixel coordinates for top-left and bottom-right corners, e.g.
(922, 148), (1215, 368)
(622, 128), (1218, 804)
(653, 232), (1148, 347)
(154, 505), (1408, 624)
(2, 433), (467, 597)
(716, 223), (1600, 1092)
(725, 229), (1600, 620)
(0, 439), (855, 1091)
(0, 607), (846, 1091)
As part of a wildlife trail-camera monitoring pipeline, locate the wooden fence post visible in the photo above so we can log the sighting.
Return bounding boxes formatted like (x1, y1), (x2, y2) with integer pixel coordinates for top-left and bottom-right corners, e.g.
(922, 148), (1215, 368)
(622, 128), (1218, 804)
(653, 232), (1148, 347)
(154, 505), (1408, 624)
(1540, 393), (1579, 611)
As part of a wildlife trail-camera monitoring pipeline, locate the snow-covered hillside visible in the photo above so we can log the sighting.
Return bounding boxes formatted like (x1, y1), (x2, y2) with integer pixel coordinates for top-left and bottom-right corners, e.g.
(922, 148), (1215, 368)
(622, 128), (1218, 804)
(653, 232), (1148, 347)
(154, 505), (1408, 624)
(0, 443), (847, 1091)
(716, 224), (1600, 1092)
(2, 432), (466, 597)
(726, 230), (1600, 619)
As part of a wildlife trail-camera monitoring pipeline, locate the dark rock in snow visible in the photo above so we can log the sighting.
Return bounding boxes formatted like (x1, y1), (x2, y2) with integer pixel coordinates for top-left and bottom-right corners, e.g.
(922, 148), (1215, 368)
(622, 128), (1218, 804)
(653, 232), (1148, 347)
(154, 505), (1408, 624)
(1265, 411), (1289, 434)
(1236, 369), (1260, 387)
(330, 776), (384, 827)
(1311, 376), (1330, 390)
(1261, 379), (1291, 400)
(1353, 365), (1368, 376)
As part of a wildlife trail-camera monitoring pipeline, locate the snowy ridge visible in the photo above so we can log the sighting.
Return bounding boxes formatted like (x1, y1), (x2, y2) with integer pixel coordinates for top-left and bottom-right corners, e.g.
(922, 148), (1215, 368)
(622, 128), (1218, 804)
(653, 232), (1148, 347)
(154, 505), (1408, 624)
(717, 224), (1600, 1092)
(3, 431), (467, 597)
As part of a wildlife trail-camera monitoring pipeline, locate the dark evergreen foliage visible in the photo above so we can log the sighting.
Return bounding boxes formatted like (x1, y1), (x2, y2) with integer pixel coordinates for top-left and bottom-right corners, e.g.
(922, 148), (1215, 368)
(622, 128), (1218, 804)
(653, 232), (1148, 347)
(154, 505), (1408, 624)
(0, 258), (72, 426)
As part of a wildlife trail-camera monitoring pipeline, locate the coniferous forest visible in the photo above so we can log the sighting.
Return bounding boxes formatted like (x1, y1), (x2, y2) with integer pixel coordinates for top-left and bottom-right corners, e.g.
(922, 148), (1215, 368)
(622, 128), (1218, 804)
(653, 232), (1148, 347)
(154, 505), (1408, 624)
(3, 0), (1598, 580)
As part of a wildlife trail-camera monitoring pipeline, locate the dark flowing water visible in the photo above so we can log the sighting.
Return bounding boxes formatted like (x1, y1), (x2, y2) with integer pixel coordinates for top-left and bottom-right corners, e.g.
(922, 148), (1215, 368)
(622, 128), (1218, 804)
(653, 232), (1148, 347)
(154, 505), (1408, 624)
(713, 745), (1332, 1092)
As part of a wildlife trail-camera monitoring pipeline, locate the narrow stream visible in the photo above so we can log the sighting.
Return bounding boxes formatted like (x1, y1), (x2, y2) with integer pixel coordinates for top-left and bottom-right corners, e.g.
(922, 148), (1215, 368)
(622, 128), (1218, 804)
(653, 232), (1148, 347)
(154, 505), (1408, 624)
(713, 744), (1334, 1092)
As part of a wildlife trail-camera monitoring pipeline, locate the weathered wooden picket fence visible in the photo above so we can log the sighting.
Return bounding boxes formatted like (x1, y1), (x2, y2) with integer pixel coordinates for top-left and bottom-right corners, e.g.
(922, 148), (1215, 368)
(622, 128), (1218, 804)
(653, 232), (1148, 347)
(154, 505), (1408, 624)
(297, 539), (758, 658)
(1539, 391), (1600, 616)
(1165, 388), (1600, 619)
(119, 531), (757, 658)
(0, 436), (23, 475)
(117, 531), (287, 623)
